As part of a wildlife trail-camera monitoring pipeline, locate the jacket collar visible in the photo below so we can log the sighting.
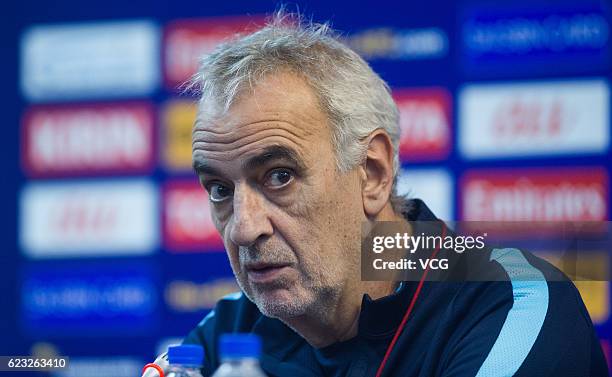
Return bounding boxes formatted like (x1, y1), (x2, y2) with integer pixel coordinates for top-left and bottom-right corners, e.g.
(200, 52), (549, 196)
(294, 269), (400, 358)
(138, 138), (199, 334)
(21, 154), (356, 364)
(358, 198), (442, 337)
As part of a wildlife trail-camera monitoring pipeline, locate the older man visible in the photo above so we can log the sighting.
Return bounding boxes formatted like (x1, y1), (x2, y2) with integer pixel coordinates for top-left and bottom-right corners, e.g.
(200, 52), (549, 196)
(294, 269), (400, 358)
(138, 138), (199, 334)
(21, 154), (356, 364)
(176, 14), (608, 377)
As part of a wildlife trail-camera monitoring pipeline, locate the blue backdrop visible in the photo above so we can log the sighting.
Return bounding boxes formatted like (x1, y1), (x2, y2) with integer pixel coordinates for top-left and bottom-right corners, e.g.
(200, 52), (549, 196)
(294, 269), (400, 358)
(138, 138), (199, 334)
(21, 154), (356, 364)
(4, 0), (612, 376)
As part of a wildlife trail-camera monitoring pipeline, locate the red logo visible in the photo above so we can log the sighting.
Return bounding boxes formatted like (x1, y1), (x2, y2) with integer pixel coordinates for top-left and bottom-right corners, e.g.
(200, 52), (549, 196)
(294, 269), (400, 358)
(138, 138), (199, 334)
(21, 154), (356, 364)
(459, 80), (608, 158)
(492, 99), (565, 139)
(164, 16), (264, 89)
(461, 168), (609, 221)
(21, 102), (155, 177)
(393, 88), (452, 162)
(21, 180), (157, 257)
(54, 195), (118, 235)
(163, 180), (224, 252)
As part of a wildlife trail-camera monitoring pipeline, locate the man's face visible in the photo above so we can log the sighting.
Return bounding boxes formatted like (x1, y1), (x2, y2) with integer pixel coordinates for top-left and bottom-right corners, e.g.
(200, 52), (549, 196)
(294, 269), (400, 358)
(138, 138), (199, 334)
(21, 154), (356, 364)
(192, 72), (365, 319)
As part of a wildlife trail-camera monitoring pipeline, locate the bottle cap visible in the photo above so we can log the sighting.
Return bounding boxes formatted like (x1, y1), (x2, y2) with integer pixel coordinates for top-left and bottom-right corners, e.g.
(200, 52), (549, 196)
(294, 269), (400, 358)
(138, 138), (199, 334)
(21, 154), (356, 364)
(167, 344), (204, 366)
(219, 333), (262, 359)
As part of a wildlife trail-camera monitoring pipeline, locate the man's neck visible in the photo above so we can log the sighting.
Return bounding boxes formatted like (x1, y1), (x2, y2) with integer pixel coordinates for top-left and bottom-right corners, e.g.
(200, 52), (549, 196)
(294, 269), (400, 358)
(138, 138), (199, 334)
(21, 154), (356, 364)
(281, 205), (410, 348)
(282, 280), (398, 348)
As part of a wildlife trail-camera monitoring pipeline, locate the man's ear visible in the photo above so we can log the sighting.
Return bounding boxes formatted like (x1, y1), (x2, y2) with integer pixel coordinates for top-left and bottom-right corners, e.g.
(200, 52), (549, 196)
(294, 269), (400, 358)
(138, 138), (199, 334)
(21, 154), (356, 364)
(360, 129), (395, 218)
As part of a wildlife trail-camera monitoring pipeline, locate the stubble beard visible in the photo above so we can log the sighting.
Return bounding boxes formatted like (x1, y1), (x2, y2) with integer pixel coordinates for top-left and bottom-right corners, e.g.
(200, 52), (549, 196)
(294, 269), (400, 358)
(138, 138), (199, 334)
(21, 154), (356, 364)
(233, 245), (346, 321)
(233, 262), (347, 326)
(236, 270), (336, 319)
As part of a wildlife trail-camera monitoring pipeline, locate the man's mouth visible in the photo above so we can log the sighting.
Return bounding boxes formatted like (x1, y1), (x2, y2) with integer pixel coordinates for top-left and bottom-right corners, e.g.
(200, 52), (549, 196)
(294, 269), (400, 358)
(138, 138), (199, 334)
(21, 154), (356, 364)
(245, 262), (291, 283)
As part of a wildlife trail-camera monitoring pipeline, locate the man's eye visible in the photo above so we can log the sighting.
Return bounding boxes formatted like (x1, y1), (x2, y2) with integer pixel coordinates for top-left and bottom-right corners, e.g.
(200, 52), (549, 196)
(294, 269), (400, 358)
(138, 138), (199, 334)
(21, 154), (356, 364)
(265, 169), (294, 188)
(207, 182), (233, 203)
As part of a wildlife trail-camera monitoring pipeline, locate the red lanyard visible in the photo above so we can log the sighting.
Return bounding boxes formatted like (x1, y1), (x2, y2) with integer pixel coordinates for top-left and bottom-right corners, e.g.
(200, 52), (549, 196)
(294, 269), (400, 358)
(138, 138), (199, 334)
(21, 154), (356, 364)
(375, 223), (447, 377)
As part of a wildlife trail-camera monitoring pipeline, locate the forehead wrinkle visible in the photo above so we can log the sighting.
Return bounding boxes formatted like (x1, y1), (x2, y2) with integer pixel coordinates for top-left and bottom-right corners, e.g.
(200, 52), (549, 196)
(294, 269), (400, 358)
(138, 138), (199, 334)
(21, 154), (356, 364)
(192, 121), (314, 149)
(193, 108), (323, 139)
(193, 134), (310, 168)
(192, 129), (313, 156)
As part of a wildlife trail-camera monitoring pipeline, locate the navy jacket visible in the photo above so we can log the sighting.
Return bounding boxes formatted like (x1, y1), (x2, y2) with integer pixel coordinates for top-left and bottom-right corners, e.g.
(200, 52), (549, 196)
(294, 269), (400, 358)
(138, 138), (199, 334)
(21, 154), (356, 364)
(184, 199), (608, 376)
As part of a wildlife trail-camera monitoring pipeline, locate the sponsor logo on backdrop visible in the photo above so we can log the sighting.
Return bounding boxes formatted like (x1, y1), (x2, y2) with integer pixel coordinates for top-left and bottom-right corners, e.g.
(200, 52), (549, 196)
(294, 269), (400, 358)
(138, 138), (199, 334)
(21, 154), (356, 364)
(461, 6), (610, 74)
(20, 180), (158, 258)
(22, 103), (155, 177)
(164, 16), (264, 88)
(21, 20), (159, 101)
(22, 263), (157, 335)
(161, 100), (198, 171)
(51, 357), (143, 377)
(163, 180), (224, 252)
(345, 27), (448, 60)
(459, 79), (610, 158)
(394, 88), (452, 162)
(165, 278), (239, 312)
(535, 251), (609, 324)
(396, 169), (453, 221)
(461, 168), (609, 221)
(574, 281), (609, 326)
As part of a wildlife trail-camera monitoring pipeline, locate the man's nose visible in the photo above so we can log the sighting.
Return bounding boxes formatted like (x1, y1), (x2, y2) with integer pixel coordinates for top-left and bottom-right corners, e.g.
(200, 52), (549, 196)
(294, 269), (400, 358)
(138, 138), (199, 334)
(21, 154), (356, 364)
(228, 184), (273, 247)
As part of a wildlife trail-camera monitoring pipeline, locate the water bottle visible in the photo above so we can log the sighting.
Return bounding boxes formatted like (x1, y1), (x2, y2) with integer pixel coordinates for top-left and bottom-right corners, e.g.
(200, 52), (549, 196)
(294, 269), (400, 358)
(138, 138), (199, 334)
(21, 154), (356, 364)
(166, 344), (205, 377)
(211, 333), (266, 377)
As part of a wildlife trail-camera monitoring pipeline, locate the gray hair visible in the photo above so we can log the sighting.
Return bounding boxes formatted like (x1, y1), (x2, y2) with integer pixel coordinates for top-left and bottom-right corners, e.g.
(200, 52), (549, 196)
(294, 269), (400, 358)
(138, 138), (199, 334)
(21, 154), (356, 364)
(189, 11), (407, 213)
